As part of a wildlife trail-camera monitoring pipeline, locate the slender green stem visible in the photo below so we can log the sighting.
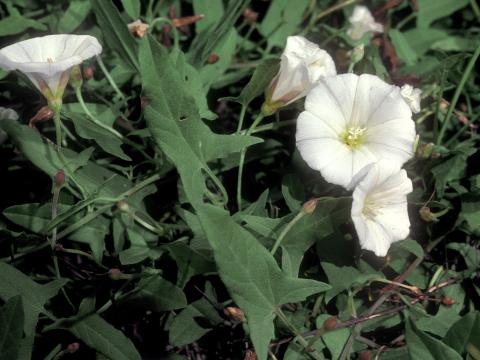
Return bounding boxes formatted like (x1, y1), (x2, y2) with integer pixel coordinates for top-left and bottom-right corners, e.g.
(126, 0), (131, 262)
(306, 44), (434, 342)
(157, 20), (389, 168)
(470, 0), (480, 22)
(275, 308), (324, 360)
(56, 204), (112, 240)
(437, 44), (480, 145)
(53, 108), (62, 148)
(50, 183), (61, 249)
(75, 87), (124, 140)
(95, 56), (125, 100)
(236, 105), (247, 134)
(150, 17), (180, 49)
(242, 119), (296, 134)
(314, 0), (357, 23)
(237, 113), (265, 210)
(270, 211), (307, 255)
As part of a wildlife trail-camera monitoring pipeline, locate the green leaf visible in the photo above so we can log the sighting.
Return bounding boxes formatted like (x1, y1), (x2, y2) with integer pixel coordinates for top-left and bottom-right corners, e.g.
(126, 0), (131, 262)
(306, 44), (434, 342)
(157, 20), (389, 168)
(0, 263), (67, 360)
(0, 296), (24, 360)
(444, 312), (480, 355)
(281, 174), (305, 212)
(258, 0), (310, 50)
(389, 29), (418, 65)
(65, 111), (131, 161)
(192, 0), (224, 33)
(0, 10), (47, 36)
(446, 243), (480, 271)
(393, 239), (424, 258)
(69, 314), (141, 360)
(195, 204), (331, 360)
(406, 317), (463, 360)
(120, 0), (140, 19)
(129, 276), (187, 312)
(139, 36), (262, 206)
(417, 0), (469, 28)
(57, 0), (91, 33)
(316, 315), (350, 360)
(403, 28), (448, 57)
(90, 0), (139, 71)
(228, 58), (280, 106)
(187, 0), (250, 67)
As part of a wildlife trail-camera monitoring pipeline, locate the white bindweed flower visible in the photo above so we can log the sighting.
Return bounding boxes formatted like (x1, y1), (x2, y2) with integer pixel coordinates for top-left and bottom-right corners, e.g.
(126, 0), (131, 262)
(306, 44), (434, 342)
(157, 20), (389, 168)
(0, 106), (19, 144)
(0, 34), (102, 100)
(400, 84), (422, 114)
(347, 6), (384, 40)
(350, 161), (413, 256)
(264, 35), (336, 114)
(296, 73), (416, 188)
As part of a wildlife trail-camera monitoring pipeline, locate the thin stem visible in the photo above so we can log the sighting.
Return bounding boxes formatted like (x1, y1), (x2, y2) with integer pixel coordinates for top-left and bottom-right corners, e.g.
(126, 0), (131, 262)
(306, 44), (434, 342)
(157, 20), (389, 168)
(270, 211), (307, 255)
(50, 183), (61, 249)
(237, 113), (265, 210)
(75, 87), (124, 140)
(274, 308), (324, 360)
(150, 17), (180, 49)
(246, 119), (296, 134)
(236, 105), (247, 134)
(437, 44), (480, 144)
(53, 108), (62, 148)
(470, 0), (480, 22)
(95, 56), (125, 100)
(314, 0), (357, 23)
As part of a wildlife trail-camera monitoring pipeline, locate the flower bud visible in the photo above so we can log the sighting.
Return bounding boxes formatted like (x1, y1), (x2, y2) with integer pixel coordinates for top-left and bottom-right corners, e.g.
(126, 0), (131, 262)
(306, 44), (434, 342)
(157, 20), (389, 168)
(419, 206), (436, 222)
(302, 199), (318, 214)
(358, 351), (372, 360)
(416, 142), (435, 159)
(28, 105), (54, 128)
(172, 14), (204, 28)
(350, 44), (365, 64)
(207, 53), (220, 64)
(224, 307), (246, 322)
(54, 169), (65, 187)
(243, 8), (258, 23)
(400, 84), (422, 114)
(69, 65), (83, 89)
(323, 316), (338, 331)
(83, 66), (94, 80)
(441, 296), (456, 306)
(108, 268), (123, 280)
(244, 350), (257, 360)
(66, 343), (80, 354)
(117, 200), (130, 212)
(265, 36), (336, 113)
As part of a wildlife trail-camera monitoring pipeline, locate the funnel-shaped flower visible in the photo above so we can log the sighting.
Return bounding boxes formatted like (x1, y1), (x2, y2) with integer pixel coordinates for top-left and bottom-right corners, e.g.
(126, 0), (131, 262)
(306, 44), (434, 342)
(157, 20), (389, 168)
(350, 161), (413, 256)
(264, 36), (336, 113)
(347, 6), (383, 40)
(296, 73), (416, 188)
(0, 35), (102, 99)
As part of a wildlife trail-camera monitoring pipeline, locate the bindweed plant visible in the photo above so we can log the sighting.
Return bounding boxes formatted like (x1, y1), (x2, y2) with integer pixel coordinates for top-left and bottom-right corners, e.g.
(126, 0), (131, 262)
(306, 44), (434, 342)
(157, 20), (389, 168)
(0, 0), (479, 359)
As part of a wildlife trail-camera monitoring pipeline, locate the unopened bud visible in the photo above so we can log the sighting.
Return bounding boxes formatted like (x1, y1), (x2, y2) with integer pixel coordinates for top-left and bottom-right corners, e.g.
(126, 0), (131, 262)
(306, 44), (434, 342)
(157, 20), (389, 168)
(261, 100), (283, 117)
(54, 169), (65, 187)
(128, 20), (150, 38)
(416, 142), (435, 159)
(224, 307), (246, 322)
(207, 53), (220, 64)
(66, 343), (80, 354)
(83, 67), (94, 80)
(419, 206), (436, 222)
(302, 199), (318, 214)
(243, 8), (258, 23)
(410, 286), (422, 295)
(28, 105), (54, 128)
(244, 350), (257, 360)
(172, 14), (204, 28)
(323, 316), (338, 331)
(109, 268), (123, 280)
(140, 96), (150, 110)
(440, 98), (449, 110)
(358, 351), (372, 360)
(441, 296), (456, 306)
(350, 44), (365, 64)
(117, 200), (129, 212)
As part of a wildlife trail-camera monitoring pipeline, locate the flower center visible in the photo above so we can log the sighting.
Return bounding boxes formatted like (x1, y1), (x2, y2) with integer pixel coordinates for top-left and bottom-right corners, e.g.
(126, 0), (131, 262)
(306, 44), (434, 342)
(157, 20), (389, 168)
(341, 126), (366, 149)
(362, 196), (383, 219)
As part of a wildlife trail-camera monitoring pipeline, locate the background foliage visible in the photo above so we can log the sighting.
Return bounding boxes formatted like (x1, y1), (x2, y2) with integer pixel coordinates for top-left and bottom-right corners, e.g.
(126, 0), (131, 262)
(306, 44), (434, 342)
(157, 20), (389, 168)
(0, 0), (480, 359)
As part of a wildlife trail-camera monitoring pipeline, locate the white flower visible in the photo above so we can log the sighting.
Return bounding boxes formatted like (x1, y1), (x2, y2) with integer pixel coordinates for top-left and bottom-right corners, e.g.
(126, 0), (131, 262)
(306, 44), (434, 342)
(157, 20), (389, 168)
(266, 36), (336, 110)
(296, 73), (416, 188)
(400, 84), (422, 114)
(347, 6), (384, 40)
(350, 161), (413, 256)
(0, 35), (102, 98)
(0, 106), (19, 144)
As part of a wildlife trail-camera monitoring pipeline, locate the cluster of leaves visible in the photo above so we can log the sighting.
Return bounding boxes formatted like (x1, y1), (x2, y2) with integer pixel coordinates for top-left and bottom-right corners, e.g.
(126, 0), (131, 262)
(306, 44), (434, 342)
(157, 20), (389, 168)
(0, 0), (479, 359)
